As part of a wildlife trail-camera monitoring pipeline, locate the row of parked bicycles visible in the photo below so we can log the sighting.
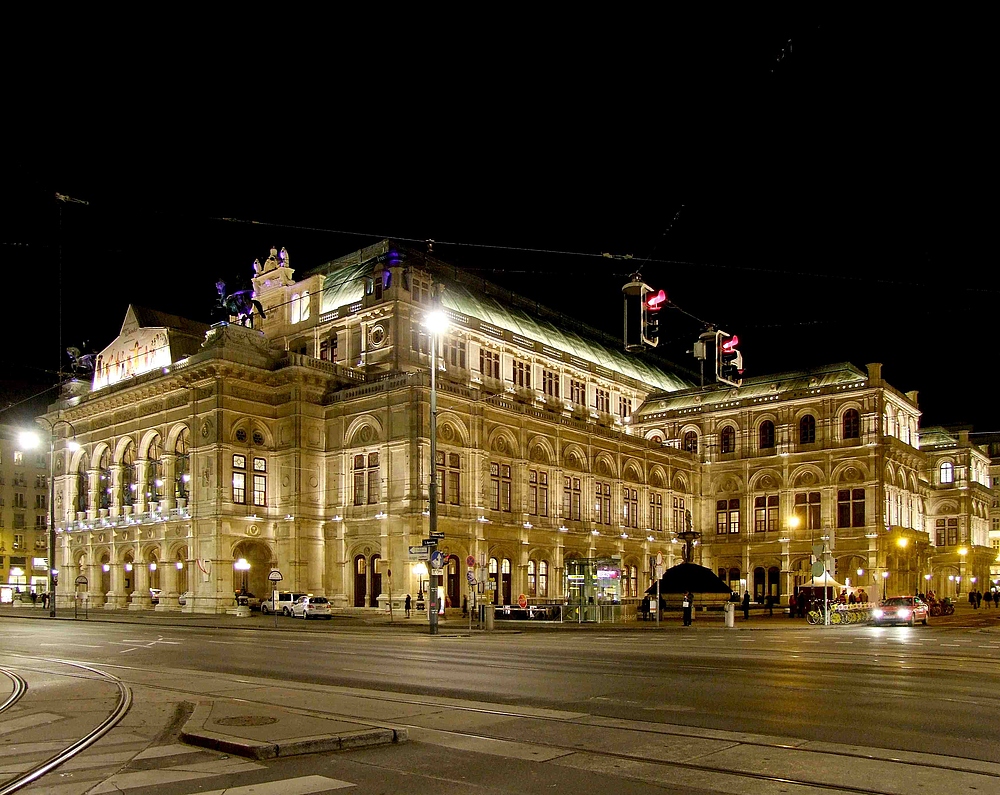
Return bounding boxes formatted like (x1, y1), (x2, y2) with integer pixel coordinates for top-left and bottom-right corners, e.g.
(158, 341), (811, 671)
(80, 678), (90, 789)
(805, 596), (954, 625)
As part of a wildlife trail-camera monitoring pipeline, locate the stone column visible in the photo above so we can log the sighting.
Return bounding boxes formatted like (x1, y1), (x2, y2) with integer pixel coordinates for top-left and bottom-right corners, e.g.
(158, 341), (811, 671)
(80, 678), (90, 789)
(129, 561), (151, 609)
(156, 559), (180, 611)
(106, 563), (125, 609)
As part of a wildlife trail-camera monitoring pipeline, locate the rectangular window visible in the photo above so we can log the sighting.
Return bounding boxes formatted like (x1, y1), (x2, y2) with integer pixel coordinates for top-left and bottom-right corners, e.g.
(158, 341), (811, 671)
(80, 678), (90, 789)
(595, 388), (610, 413)
(443, 336), (466, 369)
(480, 349), (500, 379)
(618, 395), (632, 419)
(937, 517), (959, 546)
(729, 499), (741, 533)
(233, 454), (246, 470)
(233, 472), (246, 504)
(837, 488), (866, 528)
(253, 474), (266, 506)
(563, 477), (581, 521)
(527, 470), (549, 517)
(794, 492), (822, 531)
(436, 451), (461, 505)
(672, 496), (686, 533)
(753, 495), (779, 532)
(570, 379), (586, 407)
(319, 335), (338, 362)
(34, 493), (46, 510)
(13, 493), (26, 509)
(542, 370), (559, 398)
(623, 488), (638, 528)
(650, 492), (662, 531)
(718, 499), (740, 533)
(411, 329), (430, 355)
(595, 481), (611, 524)
(512, 360), (531, 388)
(539, 560), (548, 597)
(13, 534), (24, 550)
(490, 462), (511, 512)
(35, 514), (47, 529)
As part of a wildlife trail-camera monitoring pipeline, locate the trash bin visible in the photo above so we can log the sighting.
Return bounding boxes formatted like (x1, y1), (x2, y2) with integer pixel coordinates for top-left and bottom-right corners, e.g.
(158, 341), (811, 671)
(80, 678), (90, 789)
(236, 595), (251, 618)
(724, 602), (735, 628)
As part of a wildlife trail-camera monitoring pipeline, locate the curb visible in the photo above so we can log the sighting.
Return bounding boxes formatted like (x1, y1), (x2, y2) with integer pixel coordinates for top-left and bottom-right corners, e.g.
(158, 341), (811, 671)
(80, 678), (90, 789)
(180, 702), (406, 760)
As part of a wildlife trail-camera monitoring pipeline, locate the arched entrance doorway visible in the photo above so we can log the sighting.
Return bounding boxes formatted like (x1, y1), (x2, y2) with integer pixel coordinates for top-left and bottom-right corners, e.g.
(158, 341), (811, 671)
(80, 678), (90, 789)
(232, 541), (272, 601)
(353, 553), (383, 607)
(446, 555), (460, 609)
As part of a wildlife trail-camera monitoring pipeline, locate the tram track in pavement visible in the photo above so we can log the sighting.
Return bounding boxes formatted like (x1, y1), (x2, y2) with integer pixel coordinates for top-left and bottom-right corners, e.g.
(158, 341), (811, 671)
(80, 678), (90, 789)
(0, 656), (132, 795)
(31, 662), (1000, 795)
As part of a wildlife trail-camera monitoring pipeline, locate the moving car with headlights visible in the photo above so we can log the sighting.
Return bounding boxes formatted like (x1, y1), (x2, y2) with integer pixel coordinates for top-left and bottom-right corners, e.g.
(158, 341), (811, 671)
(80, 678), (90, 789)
(290, 595), (332, 619)
(871, 596), (929, 626)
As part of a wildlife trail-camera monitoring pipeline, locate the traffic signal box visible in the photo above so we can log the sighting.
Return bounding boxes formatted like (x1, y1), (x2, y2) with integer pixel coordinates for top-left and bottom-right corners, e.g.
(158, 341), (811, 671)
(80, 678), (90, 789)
(716, 330), (744, 387)
(622, 278), (665, 351)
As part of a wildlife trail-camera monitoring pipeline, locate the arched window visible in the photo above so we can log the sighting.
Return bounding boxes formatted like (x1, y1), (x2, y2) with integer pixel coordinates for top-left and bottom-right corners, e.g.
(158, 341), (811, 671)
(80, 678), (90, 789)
(527, 560), (537, 596)
(799, 415), (816, 444)
(720, 426), (736, 454)
(145, 436), (163, 503)
(843, 409), (860, 439)
(98, 448), (112, 510)
(758, 420), (775, 450)
(538, 560), (548, 597)
(121, 445), (136, 507)
(940, 462), (954, 484)
(683, 431), (698, 453)
(174, 428), (190, 501)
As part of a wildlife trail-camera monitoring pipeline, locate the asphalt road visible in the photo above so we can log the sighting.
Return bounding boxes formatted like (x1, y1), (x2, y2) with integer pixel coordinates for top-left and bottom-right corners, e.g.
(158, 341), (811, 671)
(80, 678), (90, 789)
(2, 605), (999, 794)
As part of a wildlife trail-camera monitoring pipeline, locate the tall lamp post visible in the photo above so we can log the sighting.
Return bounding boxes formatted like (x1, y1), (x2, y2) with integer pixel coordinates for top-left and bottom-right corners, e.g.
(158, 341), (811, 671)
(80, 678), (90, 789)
(21, 418), (78, 618)
(424, 308), (449, 636)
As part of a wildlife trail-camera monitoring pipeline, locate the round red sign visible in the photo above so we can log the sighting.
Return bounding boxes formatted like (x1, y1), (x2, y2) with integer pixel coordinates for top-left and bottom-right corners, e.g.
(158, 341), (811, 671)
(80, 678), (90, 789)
(466, 555), (476, 567)
(518, 593), (528, 609)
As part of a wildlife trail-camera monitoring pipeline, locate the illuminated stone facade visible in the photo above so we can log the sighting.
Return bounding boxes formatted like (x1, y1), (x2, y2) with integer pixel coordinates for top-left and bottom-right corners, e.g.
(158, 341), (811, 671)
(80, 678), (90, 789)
(40, 241), (998, 613)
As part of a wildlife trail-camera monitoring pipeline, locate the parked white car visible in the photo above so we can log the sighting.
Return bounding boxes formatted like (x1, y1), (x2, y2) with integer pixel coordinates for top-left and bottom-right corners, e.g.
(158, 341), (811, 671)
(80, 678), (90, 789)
(290, 595), (332, 619)
(261, 591), (309, 616)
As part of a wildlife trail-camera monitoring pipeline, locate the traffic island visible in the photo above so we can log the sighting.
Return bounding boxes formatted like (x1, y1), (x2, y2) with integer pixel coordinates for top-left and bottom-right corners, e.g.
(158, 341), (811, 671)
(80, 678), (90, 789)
(181, 701), (406, 759)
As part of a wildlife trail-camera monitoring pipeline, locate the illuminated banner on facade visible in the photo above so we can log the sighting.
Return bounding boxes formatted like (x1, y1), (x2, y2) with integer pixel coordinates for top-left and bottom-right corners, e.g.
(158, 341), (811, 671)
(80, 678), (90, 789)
(93, 327), (171, 390)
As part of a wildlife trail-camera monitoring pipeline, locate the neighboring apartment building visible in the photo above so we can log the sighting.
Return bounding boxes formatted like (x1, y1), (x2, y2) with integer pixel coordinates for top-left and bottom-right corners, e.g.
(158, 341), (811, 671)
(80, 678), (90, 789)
(0, 423), (51, 599)
(35, 240), (998, 613)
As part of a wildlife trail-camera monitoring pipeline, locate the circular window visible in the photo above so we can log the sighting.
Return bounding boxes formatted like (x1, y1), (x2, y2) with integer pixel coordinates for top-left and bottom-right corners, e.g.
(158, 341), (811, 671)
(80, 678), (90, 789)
(252, 430), (265, 446)
(235, 429), (247, 443)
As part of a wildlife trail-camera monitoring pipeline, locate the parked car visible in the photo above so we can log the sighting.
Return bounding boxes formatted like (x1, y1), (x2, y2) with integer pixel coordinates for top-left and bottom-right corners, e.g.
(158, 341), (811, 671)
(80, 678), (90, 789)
(234, 591), (261, 610)
(290, 595), (332, 619)
(261, 591), (309, 616)
(872, 596), (930, 626)
(150, 588), (161, 604)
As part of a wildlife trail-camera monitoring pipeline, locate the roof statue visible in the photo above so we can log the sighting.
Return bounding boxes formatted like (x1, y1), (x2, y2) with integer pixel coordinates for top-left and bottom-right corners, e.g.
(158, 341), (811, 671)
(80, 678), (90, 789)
(214, 278), (265, 329)
(65, 344), (96, 376)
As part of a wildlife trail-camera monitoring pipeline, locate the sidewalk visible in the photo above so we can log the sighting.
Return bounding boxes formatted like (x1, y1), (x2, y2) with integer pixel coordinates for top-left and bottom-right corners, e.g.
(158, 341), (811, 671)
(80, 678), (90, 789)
(0, 601), (816, 632)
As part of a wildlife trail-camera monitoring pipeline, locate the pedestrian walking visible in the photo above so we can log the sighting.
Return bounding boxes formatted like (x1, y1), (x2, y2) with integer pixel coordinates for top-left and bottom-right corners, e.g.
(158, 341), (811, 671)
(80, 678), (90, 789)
(975, 590), (983, 609)
(788, 592), (797, 618)
(30, 591), (38, 607)
(404, 594), (411, 618)
(462, 595), (468, 617)
(969, 591), (978, 609)
(741, 590), (751, 620)
(41, 592), (49, 609)
(682, 592), (694, 626)
(994, 590), (999, 608)
(765, 593), (774, 616)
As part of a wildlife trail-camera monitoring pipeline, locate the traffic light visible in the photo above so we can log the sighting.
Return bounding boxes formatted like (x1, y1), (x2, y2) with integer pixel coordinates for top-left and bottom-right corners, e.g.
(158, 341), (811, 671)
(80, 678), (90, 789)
(715, 330), (743, 386)
(641, 288), (666, 348)
(622, 277), (665, 351)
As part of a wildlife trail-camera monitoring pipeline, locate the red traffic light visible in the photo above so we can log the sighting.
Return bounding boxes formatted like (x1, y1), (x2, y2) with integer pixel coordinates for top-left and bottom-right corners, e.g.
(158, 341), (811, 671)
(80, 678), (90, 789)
(644, 289), (667, 311)
(720, 334), (739, 353)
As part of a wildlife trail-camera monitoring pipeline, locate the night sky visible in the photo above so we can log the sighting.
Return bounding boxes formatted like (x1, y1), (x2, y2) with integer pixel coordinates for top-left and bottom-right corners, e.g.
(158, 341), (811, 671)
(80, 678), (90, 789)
(3, 13), (992, 433)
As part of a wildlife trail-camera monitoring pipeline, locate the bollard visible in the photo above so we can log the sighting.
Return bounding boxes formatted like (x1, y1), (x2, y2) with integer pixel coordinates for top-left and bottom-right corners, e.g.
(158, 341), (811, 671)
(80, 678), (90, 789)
(724, 602), (735, 628)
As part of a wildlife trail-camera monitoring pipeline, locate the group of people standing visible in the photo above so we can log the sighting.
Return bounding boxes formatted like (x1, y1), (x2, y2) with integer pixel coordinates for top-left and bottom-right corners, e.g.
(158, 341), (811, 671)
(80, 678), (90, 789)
(969, 589), (999, 609)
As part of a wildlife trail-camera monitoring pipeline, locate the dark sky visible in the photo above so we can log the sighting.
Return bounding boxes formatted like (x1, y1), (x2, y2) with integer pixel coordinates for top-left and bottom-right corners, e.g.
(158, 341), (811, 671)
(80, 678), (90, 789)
(2, 12), (993, 432)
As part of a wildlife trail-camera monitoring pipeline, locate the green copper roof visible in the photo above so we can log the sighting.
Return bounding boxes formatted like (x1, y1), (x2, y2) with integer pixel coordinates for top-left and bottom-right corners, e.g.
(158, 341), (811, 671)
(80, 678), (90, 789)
(438, 276), (691, 392)
(319, 260), (370, 313)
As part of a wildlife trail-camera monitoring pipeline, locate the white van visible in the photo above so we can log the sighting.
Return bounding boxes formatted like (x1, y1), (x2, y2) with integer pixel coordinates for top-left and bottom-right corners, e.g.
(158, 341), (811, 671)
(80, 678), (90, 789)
(260, 591), (309, 615)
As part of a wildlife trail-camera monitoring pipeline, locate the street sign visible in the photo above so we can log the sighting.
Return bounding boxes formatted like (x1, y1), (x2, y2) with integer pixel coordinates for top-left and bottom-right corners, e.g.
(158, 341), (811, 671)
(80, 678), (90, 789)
(408, 546), (430, 560)
(430, 550), (445, 569)
(467, 571), (476, 585)
(656, 551), (663, 566)
(430, 530), (445, 539)
(517, 593), (527, 609)
(466, 555), (476, 567)
(812, 561), (825, 577)
(422, 538), (437, 547)
(75, 575), (88, 586)
(268, 569), (283, 582)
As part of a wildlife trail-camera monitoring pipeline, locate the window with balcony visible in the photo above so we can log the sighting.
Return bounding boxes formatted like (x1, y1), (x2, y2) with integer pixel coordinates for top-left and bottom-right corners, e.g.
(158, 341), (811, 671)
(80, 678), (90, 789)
(595, 388), (610, 413)
(940, 462), (954, 484)
(480, 349), (500, 379)
(354, 453), (380, 505)
(542, 370), (559, 398)
(570, 379), (586, 407)
(512, 359), (531, 389)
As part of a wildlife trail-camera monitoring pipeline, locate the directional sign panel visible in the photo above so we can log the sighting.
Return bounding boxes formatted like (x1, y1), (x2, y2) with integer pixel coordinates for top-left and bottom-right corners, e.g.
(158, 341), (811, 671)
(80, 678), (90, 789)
(408, 546), (430, 560)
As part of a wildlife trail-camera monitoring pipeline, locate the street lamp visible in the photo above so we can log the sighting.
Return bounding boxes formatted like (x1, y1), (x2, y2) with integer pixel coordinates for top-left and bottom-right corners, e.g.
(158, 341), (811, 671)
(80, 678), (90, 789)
(881, 570), (889, 599)
(424, 308), (448, 636)
(20, 418), (79, 618)
(413, 562), (428, 602)
(234, 558), (251, 593)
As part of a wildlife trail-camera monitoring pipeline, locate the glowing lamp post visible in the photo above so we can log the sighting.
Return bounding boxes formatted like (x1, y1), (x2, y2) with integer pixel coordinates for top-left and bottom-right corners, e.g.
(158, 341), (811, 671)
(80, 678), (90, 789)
(20, 420), (79, 618)
(413, 562), (428, 604)
(234, 558), (251, 593)
(881, 570), (889, 600)
(423, 308), (448, 636)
